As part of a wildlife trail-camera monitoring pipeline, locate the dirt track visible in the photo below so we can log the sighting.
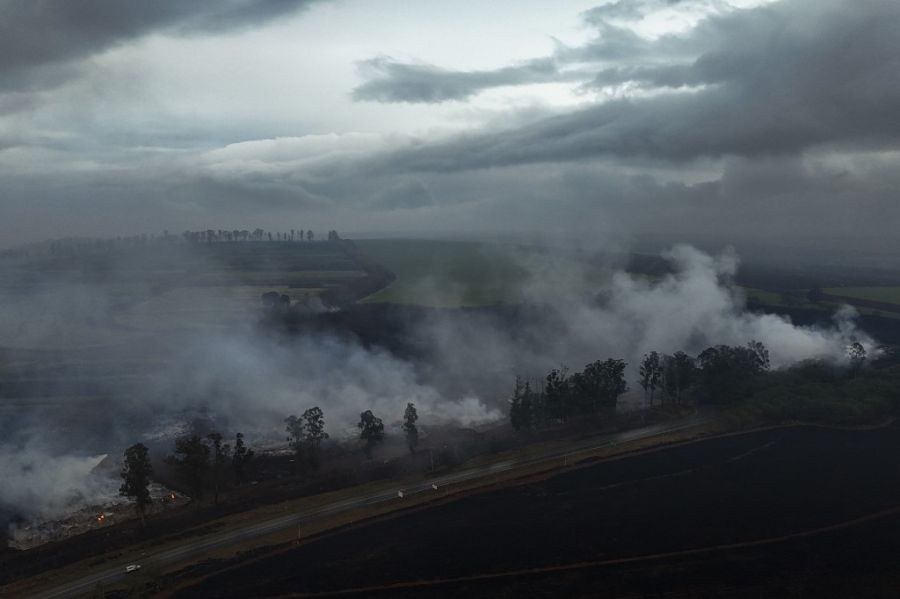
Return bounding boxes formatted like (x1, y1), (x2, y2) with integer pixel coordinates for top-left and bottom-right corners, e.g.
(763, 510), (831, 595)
(179, 425), (900, 597)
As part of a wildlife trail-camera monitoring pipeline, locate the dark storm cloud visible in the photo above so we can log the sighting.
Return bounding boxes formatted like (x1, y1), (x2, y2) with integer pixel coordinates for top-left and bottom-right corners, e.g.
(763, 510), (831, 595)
(350, 3), (683, 104)
(2, 0), (898, 256)
(584, 63), (703, 89)
(0, 0), (322, 90)
(366, 0), (900, 169)
(352, 57), (563, 103)
(350, 24), (660, 104)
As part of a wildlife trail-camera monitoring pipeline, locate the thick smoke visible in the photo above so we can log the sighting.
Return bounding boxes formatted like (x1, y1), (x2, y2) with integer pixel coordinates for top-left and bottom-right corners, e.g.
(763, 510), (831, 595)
(0, 444), (117, 522)
(0, 243), (872, 526)
(596, 245), (869, 366)
(149, 328), (503, 437)
(410, 244), (871, 399)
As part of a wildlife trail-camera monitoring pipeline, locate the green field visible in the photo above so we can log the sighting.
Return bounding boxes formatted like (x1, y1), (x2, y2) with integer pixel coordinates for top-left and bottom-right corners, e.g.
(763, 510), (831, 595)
(357, 240), (824, 310)
(356, 240), (900, 321)
(356, 239), (611, 307)
(740, 287), (816, 309)
(0, 241), (369, 350)
(743, 286), (900, 320)
(824, 286), (900, 304)
(119, 285), (325, 332)
(8, 239), (900, 349)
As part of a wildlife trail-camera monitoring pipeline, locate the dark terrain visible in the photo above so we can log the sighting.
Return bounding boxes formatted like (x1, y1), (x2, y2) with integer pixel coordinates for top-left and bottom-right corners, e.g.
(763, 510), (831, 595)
(179, 425), (900, 597)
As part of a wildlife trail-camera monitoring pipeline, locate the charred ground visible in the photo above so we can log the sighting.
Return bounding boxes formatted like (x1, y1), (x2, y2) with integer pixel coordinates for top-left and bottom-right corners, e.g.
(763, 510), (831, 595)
(177, 424), (900, 598)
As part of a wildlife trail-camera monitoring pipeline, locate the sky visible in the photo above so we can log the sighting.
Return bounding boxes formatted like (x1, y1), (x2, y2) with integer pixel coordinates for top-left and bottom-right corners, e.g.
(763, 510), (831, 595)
(1, 0), (899, 252)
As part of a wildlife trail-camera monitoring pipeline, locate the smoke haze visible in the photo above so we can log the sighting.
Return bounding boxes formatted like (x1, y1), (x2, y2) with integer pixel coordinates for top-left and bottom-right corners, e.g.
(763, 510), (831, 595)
(0, 242), (871, 524)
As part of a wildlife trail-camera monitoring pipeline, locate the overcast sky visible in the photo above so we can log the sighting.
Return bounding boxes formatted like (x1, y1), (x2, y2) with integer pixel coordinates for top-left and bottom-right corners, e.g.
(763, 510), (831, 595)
(1, 0), (898, 252)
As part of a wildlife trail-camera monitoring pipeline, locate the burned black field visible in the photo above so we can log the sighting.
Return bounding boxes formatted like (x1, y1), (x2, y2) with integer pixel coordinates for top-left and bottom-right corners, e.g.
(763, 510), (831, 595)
(180, 425), (900, 597)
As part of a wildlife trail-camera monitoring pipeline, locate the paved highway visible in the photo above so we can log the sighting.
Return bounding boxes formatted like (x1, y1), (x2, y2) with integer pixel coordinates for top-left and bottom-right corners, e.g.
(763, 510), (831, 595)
(25, 416), (707, 599)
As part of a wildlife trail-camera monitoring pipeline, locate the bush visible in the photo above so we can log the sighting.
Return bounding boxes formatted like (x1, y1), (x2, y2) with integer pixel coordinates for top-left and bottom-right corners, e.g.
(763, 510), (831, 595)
(731, 361), (900, 425)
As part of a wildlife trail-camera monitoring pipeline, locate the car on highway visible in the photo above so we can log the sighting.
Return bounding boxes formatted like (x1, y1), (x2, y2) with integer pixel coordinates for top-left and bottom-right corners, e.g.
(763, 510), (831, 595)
(125, 564), (142, 573)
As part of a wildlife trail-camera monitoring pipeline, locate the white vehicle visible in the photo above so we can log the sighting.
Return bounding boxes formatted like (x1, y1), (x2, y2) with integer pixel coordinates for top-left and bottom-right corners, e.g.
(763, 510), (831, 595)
(125, 564), (142, 573)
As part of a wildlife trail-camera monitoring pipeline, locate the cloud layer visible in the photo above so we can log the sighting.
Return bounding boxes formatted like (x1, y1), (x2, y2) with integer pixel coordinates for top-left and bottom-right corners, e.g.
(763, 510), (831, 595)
(1, 0), (899, 255)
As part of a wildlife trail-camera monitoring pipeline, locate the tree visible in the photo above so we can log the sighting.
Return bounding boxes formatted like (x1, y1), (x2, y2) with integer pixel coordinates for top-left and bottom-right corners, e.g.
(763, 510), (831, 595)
(166, 435), (210, 504)
(509, 377), (538, 431)
(402, 403), (419, 454)
(661, 351), (696, 403)
(358, 410), (385, 459)
(747, 340), (771, 372)
(509, 377), (526, 431)
(306, 229), (314, 242)
(207, 432), (231, 506)
(638, 351), (662, 406)
(285, 415), (305, 467)
(571, 359), (628, 415)
(543, 367), (570, 423)
(696, 341), (770, 403)
(848, 342), (867, 377)
(232, 432), (255, 484)
(119, 443), (153, 526)
(302, 406), (329, 468)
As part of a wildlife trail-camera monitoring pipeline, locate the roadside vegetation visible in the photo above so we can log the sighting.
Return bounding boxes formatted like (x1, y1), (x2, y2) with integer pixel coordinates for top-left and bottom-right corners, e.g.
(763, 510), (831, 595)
(117, 404), (406, 526)
(508, 340), (900, 436)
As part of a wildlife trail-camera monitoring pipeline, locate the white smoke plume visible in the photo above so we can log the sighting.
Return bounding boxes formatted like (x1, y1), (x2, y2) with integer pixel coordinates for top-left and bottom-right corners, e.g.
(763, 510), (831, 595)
(151, 330), (503, 436)
(598, 245), (870, 366)
(0, 444), (117, 521)
(0, 243), (875, 526)
(415, 244), (872, 398)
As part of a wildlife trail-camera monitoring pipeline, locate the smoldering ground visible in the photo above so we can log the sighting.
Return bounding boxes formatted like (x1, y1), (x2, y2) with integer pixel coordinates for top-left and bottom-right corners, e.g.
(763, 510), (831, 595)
(0, 241), (872, 528)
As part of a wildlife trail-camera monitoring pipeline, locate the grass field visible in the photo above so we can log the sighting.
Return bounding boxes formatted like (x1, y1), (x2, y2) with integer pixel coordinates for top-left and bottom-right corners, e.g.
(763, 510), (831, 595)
(0, 242), (370, 350)
(119, 285), (324, 332)
(356, 240), (849, 313)
(740, 287), (817, 309)
(737, 285), (900, 321)
(356, 239), (610, 307)
(824, 286), (900, 305)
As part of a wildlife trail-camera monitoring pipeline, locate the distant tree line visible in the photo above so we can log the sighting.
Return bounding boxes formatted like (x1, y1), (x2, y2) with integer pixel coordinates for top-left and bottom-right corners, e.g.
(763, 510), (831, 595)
(37, 228), (344, 256)
(181, 228), (340, 244)
(507, 342), (770, 432)
(509, 340), (887, 432)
